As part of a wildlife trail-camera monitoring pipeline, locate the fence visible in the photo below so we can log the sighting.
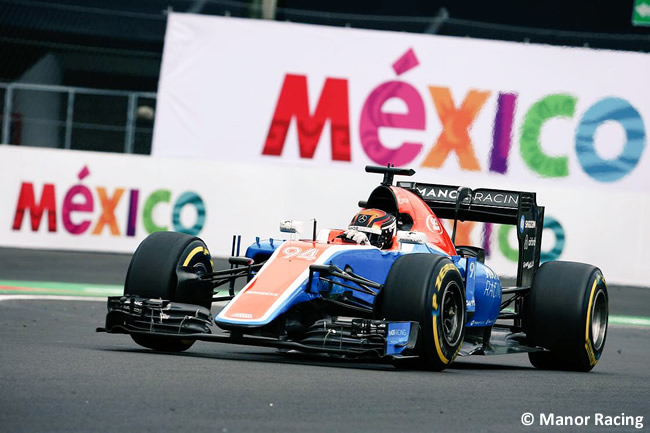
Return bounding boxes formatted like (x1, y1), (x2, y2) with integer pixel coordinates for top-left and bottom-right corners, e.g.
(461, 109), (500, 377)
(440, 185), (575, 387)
(0, 82), (157, 154)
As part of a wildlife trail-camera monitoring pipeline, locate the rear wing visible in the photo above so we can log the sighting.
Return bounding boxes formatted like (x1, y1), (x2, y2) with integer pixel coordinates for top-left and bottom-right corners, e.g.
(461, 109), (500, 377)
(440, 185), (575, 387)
(396, 181), (544, 288)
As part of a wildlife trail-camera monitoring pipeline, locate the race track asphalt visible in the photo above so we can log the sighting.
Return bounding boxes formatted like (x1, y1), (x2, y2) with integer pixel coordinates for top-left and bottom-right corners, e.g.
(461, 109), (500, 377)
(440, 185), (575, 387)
(0, 248), (648, 433)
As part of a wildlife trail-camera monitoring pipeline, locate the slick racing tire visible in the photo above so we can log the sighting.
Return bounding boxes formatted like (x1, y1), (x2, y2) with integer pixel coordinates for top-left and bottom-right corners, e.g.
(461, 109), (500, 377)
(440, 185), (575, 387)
(525, 261), (608, 372)
(381, 254), (465, 371)
(124, 231), (214, 352)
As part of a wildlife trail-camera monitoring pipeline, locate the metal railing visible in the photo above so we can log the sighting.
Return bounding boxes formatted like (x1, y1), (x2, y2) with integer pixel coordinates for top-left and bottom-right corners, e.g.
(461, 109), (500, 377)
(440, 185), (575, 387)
(0, 82), (157, 154)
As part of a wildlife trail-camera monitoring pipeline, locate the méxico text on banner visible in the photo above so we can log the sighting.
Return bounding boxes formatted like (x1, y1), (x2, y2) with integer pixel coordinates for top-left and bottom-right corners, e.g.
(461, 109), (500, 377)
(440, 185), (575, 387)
(152, 13), (649, 193)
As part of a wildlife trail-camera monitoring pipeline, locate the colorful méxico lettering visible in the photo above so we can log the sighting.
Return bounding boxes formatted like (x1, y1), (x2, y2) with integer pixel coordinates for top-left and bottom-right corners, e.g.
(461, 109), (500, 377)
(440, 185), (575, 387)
(263, 49), (646, 183)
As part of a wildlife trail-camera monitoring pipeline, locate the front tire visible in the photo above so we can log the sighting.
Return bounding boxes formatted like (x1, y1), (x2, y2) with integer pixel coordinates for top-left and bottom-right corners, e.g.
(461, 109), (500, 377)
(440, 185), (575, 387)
(124, 231), (214, 352)
(380, 254), (465, 371)
(525, 261), (608, 372)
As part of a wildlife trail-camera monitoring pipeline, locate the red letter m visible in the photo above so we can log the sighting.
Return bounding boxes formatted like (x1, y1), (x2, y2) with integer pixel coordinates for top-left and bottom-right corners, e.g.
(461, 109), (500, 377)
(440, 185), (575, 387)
(263, 74), (350, 161)
(12, 182), (57, 232)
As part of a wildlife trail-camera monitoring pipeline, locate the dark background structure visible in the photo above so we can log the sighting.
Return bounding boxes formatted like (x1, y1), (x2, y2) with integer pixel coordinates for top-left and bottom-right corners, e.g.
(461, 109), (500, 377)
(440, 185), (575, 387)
(1, 0), (648, 89)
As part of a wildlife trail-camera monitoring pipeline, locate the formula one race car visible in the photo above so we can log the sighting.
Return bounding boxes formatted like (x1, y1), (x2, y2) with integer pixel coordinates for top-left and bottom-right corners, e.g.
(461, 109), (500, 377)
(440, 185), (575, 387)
(99, 166), (608, 372)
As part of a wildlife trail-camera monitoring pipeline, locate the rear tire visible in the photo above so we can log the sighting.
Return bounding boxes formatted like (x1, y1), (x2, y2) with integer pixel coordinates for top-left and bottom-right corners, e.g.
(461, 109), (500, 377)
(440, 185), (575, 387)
(124, 231), (214, 352)
(525, 261), (608, 372)
(380, 254), (465, 371)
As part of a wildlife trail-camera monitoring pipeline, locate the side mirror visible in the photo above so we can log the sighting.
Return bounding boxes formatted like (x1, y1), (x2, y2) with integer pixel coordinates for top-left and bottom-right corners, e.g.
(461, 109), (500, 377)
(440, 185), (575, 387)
(280, 220), (304, 234)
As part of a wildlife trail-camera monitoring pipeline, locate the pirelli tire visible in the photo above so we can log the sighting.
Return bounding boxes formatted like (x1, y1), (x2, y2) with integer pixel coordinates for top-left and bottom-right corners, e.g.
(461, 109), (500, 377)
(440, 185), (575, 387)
(525, 261), (608, 372)
(381, 254), (465, 371)
(124, 231), (214, 352)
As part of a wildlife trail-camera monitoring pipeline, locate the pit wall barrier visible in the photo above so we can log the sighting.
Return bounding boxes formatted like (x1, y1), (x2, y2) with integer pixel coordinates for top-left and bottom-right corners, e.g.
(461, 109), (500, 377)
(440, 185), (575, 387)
(1, 145), (648, 286)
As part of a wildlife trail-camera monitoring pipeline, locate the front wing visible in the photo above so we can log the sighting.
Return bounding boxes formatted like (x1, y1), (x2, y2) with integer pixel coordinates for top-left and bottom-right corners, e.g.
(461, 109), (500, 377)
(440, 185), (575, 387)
(97, 295), (419, 359)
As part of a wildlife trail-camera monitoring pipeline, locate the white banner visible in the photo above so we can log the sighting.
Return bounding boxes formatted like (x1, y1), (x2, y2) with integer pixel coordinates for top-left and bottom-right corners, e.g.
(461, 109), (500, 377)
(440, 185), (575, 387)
(153, 13), (650, 193)
(1, 146), (648, 286)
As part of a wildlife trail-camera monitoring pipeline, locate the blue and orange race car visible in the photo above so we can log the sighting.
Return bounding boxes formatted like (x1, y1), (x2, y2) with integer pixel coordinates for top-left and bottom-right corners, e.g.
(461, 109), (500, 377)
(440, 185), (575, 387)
(99, 166), (609, 372)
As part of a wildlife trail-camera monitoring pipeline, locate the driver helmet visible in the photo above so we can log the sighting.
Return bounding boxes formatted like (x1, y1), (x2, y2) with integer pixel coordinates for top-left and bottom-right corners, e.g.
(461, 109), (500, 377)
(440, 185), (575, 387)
(349, 209), (396, 249)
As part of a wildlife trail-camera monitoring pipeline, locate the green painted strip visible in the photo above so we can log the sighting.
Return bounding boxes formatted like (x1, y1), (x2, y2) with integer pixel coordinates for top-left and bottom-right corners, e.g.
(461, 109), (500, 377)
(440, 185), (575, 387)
(0, 280), (122, 297)
(609, 315), (650, 327)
